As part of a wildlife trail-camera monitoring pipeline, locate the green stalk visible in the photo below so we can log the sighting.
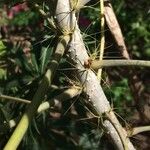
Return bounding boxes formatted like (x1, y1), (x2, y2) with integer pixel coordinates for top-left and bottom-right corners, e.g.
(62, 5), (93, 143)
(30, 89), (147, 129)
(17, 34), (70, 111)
(4, 35), (70, 150)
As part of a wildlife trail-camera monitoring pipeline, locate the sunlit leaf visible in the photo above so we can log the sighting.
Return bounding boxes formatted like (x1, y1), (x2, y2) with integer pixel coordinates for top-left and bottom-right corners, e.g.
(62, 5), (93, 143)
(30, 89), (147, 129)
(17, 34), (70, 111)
(40, 46), (52, 74)
(0, 41), (6, 56)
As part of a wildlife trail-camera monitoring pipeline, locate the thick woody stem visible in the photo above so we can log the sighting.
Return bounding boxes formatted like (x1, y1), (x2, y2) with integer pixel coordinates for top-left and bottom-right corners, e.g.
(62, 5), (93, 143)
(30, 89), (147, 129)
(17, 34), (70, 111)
(54, 0), (135, 149)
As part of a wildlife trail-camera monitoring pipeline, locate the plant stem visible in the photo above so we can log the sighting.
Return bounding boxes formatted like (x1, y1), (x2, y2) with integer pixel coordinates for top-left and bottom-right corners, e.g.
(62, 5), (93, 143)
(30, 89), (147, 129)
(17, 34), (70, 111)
(91, 59), (150, 69)
(104, 0), (130, 59)
(128, 125), (150, 136)
(0, 94), (30, 104)
(97, 0), (105, 81)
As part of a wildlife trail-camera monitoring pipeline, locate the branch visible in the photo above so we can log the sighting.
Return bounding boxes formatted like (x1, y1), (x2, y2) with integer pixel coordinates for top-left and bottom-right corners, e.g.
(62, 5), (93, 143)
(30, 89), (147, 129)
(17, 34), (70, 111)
(97, 0), (105, 81)
(37, 86), (81, 112)
(91, 59), (150, 69)
(0, 84), (72, 104)
(0, 94), (30, 104)
(4, 35), (70, 150)
(104, 0), (130, 59)
(128, 125), (150, 137)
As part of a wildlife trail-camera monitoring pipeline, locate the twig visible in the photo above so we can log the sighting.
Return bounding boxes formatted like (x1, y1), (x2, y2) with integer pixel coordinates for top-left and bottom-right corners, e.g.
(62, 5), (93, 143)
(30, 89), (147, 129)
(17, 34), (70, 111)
(0, 94), (30, 104)
(91, 59), (150, 69)
(37, 86), (81, 113)
(97, 0), (105, 82)
(128, 125), (150, 137)
(104, 0), (130, 59)
(0, 85), (70, 104)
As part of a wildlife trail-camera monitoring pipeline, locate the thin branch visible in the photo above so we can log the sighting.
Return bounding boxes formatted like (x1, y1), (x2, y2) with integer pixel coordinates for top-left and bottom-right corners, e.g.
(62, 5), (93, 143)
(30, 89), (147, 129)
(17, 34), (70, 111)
(91, 59), (150, 70)
(104, 0), (130, 59)
(0, 85), (69, 104)
(0, 94), (30, 104)
(97, 0), (105, 82)
(99, 0), (105, 61)
(128, 125), (150, 137)
(37, 86), (81, 113)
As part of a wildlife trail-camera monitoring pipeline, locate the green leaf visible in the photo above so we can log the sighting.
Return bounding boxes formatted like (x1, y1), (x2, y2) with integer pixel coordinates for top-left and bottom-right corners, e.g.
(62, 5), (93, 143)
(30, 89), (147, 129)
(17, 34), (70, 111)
(40, 46), (52, 74)
(0, 41), (6, 56)
(6, 80), (19, 93)
(31, 53), (39, 74)
(22, 53), (39, 76)
(0, 69), (7, 80)
(21, 75), (34, 85)
(10, 11), (35, 26)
